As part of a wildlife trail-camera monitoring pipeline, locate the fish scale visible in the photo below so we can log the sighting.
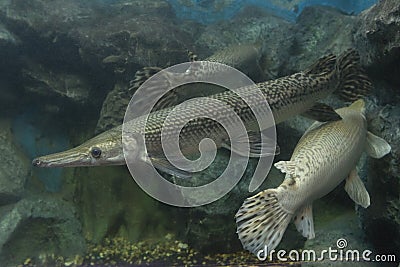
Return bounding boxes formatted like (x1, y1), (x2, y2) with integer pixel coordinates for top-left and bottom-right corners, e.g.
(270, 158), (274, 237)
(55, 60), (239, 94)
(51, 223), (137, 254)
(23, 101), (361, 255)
(125, 73), (328, 156)
(291, 120), (364, 194)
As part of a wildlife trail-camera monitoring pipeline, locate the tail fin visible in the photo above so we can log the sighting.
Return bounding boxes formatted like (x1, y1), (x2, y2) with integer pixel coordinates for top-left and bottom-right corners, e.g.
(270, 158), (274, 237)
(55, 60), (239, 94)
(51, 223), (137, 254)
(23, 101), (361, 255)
(305, 54), (337, 75)
(334, 49), (372, 101)
(235, 189), (292, 255)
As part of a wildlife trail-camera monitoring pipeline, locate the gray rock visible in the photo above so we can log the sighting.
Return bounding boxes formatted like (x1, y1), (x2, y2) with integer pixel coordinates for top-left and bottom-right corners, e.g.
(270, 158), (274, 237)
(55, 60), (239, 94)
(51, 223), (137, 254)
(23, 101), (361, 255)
(354, 0), (400, 85)
(95, 82), (130, 133)
(22, 61), (91, 103)
(196, 6), (293, 79)
(0, 119), (29, 206)
(0, 0), (195, 107)
(285, 6), (357, 73)
(357, 97), (400, 258)
(0, 197), (85, 266)
(71, 1), (194, 74)
(0, 23), (19, 47)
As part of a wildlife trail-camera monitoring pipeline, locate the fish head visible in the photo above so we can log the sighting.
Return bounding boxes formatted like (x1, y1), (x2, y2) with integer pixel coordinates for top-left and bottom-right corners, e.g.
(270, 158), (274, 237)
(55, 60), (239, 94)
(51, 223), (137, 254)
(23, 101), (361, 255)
(32, 129), (124, 168)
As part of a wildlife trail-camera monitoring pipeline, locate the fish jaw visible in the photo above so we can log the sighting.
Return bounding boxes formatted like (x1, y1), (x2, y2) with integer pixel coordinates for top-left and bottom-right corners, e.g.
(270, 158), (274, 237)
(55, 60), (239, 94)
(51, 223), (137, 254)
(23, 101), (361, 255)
(32, 145), (125, 167)
(32, 129), (125, 167)
(32, 148), (93, 167)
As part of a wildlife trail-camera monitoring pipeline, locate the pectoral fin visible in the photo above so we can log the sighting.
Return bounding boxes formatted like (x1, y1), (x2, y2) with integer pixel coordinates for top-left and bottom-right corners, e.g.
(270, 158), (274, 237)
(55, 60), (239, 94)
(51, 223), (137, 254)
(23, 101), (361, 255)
(274, 160), (297, 177)
(365, 131), (391, 159)
(294, 204), (315, 239)
(222, 131), (279, 157)
(150, 155), (192, 179)
(302, 102), (342, 122)
(344, 169), (370, 208)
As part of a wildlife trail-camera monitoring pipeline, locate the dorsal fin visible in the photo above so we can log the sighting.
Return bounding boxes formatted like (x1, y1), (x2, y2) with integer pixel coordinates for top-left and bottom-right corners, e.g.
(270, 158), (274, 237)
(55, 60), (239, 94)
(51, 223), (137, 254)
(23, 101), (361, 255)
(348, 99), (365, 112)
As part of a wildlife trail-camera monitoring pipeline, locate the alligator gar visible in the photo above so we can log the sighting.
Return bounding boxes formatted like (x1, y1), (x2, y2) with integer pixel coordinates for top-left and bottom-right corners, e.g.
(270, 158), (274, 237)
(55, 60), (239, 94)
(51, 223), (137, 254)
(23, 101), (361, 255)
(32, 50), (371, 177)
(235, 99), (391, 255)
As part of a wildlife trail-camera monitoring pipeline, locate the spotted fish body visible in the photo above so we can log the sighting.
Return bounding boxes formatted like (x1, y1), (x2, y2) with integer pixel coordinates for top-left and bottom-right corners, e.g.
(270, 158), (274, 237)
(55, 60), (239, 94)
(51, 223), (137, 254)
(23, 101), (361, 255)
(276, 101), (367, 210)
(235, 100), (391, 255)
(32, 50), (371, 171)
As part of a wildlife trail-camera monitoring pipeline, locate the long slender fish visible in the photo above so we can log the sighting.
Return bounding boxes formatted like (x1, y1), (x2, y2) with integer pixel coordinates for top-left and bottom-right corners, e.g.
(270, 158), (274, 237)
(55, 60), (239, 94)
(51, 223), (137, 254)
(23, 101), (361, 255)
(235, 99), (391, 255)
(32, 50), (371, 174)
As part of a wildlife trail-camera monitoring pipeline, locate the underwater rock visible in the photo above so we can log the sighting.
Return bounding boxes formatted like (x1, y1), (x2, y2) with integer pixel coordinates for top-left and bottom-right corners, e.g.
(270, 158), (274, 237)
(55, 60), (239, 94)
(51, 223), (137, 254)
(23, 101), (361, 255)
(0, 197), (85, 266)
(0, 0), (89, 68)
(196, 6), (293, 79)
(71, 0), (194, 75)
(22, 61), (91, 103)
(95, 82), (130, 133)
(167, 0), (378, 24)
(357, 98), (400, 258)
(0, 0), (195, 107)
(75, 166), (175, 245)
(354, 0), (400, 86)
(0, 23), (22, 113)
(0, 22), (19, 48)
(285, 6), (356, 73)
(0, 119), (29, 206)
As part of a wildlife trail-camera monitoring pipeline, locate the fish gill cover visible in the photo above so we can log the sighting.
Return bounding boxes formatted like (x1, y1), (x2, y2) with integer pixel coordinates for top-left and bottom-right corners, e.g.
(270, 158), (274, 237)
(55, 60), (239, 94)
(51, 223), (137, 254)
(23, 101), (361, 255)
(167, 0), (378, 23)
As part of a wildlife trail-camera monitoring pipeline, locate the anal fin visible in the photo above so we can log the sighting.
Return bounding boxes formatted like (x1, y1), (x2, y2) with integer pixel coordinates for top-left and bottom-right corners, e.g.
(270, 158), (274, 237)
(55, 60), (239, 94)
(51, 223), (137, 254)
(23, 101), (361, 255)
(149, 155), (192, 179)
(302, 102), (342, 122)
(344, 169), (370, 208)
(293, 204), (315, 239)
(222, 131), (279, 157)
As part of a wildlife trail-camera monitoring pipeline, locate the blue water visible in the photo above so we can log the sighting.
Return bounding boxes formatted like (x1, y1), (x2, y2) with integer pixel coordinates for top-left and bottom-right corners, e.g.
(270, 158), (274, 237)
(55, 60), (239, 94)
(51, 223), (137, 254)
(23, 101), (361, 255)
(12, 110), (69, 192)
(167, 0), (377, 24)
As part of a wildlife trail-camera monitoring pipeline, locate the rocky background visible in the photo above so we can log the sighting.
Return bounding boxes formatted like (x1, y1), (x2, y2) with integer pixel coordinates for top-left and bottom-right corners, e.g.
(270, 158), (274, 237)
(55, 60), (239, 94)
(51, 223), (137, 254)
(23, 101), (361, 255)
(0, 0), (398, 266)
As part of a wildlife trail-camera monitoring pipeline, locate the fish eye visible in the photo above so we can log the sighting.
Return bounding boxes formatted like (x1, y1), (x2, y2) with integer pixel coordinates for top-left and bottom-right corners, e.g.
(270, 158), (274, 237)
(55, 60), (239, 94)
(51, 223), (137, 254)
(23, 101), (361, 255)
(91, 147), (102, 158)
